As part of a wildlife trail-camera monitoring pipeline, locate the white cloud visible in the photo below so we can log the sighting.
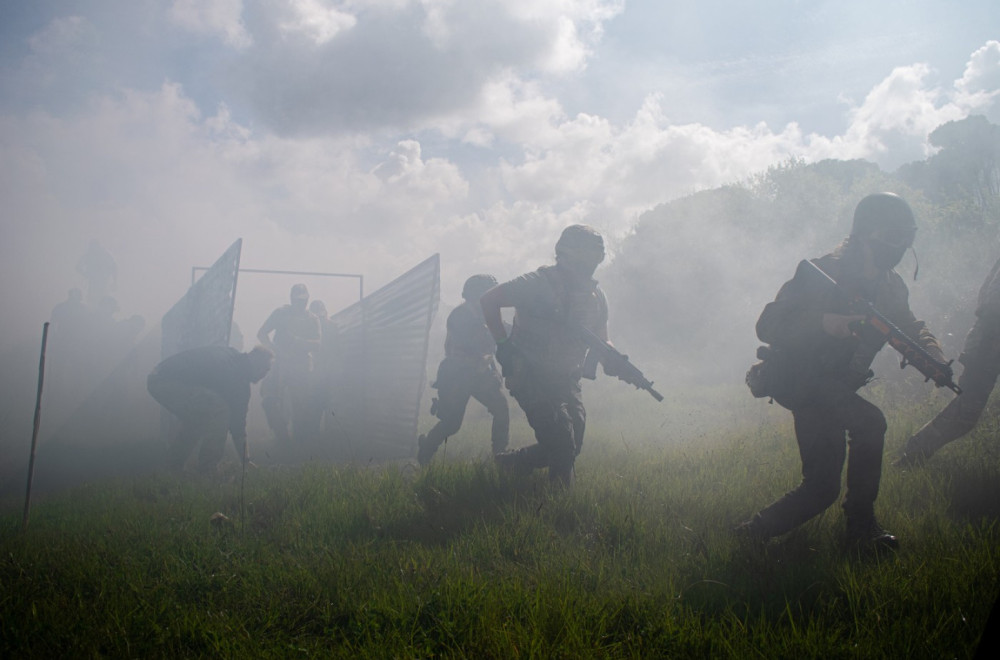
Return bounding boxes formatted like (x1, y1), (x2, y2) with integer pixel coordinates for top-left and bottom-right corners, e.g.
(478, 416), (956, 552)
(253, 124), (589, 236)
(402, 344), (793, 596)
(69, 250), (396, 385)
(4, 3), (1000, 350)
(170, 0), (253, 49)
(229, 0), (623, 134)
(279, 0), (357, 45)
(954, 40), (1000, 117)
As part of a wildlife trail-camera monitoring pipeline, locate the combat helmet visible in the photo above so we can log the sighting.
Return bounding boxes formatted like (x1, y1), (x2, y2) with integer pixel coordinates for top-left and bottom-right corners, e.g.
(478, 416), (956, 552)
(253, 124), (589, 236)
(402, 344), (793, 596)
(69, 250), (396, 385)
(462, 274), (498, 301)
(850, 193), (917, 246)
(555, 224), (605, 265)
(851, 193), (917, 271)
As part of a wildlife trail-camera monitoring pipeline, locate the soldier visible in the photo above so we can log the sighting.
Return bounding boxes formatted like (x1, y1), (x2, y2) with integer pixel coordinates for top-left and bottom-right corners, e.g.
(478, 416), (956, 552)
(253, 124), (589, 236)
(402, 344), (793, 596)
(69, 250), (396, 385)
(256, 284), (322, 444)
(481, 224), (618, 486)
(147, 345), (273, 473)
(417, 274), (510, 465)
(896, 257), (1000, 466)
(738, 193), (948, 550)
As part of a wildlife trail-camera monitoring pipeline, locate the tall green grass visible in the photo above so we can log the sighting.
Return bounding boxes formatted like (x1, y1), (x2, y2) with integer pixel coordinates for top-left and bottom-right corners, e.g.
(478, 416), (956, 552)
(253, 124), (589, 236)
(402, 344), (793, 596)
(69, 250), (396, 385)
(2, 387), (998, 658)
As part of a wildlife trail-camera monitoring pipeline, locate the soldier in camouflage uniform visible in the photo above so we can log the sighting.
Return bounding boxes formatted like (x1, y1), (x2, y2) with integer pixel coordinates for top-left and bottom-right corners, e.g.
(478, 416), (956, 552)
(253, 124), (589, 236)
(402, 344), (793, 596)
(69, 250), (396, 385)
(417, 274), (510, 465)
(256, 284), (322, 444)
(896, 257), (1000, 467)
(482, 225), (615, 486)
(738, 193), (948, 550)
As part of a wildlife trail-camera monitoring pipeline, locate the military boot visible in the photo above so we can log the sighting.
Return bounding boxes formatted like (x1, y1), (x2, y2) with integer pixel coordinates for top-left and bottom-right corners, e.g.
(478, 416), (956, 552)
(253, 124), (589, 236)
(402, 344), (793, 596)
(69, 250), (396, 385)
(494, 448), (531, 478)
(844, 517), (899, 552)
(416, 434), (436, 466)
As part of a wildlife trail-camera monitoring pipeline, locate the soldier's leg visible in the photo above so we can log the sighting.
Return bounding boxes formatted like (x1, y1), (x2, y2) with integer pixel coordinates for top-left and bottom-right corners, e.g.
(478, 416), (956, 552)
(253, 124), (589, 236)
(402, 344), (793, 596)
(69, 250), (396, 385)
(902, 357), (999, 461)
(289, 375), (320, 444)
(148, 378), (200, 471)
(839, 393), (888, 522)
(472, 370), (510, 454)
(195, 394), (231, 473)
(419, 381), (471, 465)
(149, 380), (226, 472)
(750, 403), (846, 537)
(566, 383), (586, 456)
(260, 367), (290, 443)
(514, 395), (576, 486)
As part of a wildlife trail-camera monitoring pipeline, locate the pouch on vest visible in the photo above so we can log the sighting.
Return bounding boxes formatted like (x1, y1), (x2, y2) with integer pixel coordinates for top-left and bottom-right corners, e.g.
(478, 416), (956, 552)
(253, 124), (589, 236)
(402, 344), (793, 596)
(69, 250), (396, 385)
(746, 345), (782, 399)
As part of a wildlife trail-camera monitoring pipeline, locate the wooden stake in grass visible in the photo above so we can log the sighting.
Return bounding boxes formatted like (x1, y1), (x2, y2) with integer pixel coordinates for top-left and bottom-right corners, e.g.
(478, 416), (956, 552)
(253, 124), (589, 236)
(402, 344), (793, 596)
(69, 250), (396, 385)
(23, 321), (50, 531)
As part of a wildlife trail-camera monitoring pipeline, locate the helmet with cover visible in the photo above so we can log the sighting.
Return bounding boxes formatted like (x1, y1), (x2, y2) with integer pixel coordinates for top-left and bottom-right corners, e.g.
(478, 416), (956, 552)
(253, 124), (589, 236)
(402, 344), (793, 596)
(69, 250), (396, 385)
(851, 193), (917, 270)
(555, 224), (605, 277)
(462, 274), (498, 301)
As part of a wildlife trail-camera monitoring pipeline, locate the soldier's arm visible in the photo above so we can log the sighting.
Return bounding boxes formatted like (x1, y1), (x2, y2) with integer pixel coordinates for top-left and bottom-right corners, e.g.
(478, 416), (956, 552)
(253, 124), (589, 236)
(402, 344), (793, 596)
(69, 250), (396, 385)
(887, 287), (946, 363)
(756, 268), (825, 350)
(256, 311), (278, 348)
(480, 284), (513, 343)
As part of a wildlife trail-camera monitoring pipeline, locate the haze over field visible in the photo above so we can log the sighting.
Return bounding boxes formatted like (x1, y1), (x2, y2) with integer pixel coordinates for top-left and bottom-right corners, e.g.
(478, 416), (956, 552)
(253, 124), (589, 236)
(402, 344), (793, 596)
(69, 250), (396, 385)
(1, 0), (998, 347)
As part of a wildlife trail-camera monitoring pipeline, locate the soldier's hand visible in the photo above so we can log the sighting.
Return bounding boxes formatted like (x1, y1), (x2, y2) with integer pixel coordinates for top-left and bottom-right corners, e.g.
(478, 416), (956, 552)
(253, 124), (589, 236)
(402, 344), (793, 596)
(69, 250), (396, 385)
(822, 313), (866, 339)
(495, 339), (516, 375)
(602, 353), (628, 378)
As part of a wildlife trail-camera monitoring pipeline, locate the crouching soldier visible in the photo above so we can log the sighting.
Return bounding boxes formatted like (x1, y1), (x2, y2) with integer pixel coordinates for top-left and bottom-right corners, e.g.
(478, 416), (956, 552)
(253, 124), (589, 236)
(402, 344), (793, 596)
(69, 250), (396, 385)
(148, 345), (273, 474)
(418, 274), (510, 465)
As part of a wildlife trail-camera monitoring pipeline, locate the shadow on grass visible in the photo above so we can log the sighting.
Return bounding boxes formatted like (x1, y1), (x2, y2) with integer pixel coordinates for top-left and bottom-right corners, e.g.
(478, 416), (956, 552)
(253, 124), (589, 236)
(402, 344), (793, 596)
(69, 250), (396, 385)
(946, 462), (1000, 523)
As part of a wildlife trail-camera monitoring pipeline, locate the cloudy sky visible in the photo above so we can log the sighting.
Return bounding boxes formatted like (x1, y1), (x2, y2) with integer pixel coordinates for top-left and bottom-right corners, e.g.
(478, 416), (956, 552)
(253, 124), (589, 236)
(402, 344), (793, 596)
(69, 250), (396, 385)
(1, 0), (998, 347)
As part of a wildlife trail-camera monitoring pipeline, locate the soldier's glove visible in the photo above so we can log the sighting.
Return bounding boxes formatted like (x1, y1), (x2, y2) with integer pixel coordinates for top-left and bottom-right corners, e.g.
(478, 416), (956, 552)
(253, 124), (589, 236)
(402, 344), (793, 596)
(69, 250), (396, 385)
(601, 352), (628, 378)
(495, 338), (517, 377)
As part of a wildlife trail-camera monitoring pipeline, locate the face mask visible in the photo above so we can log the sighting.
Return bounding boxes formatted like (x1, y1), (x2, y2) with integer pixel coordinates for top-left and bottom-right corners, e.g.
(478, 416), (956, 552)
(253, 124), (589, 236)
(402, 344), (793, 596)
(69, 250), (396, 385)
(869, 238), (909, 270)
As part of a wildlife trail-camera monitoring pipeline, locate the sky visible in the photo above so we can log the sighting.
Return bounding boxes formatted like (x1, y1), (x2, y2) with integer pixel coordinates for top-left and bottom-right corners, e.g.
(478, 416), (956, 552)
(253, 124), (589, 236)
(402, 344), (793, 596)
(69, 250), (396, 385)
(1, 0), (999, 350)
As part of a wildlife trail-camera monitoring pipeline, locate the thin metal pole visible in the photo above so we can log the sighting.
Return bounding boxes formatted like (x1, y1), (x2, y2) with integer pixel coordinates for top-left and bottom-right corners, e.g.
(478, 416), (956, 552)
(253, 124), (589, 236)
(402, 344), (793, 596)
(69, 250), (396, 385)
(192, 267), (364, 305)
(22, 322), (50, 531)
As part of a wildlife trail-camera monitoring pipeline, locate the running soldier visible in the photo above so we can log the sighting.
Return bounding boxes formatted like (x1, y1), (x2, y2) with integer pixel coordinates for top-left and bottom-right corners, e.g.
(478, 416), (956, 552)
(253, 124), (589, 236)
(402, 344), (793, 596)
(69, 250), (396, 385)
(417, 274), (510, 465)
(482, 224), (619, 486)
(739, 193), (950, 551)
(896, 256), (1000, 466)
(148, 345), (273, 473)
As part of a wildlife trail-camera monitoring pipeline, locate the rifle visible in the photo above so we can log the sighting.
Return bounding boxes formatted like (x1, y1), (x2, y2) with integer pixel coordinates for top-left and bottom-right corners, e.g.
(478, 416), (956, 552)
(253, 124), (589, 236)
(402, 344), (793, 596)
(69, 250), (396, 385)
(579, 326), (664, 401)
(799, 259), (961, 394)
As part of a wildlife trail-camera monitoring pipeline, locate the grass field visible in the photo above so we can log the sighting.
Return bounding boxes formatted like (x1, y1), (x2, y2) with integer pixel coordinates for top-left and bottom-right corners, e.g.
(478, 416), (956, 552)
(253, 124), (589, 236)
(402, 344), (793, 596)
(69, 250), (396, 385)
(1, 383), (998, 658)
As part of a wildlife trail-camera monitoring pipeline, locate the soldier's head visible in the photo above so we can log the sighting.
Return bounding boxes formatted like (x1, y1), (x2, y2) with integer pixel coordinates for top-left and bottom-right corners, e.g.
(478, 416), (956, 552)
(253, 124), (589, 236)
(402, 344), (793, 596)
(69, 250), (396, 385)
(246, 345), (274, 383)
(309, 300), (328, 319)
(462, 274), (498, 302)
(555, 224), (605, 279)
(289, 283), (309, 310)
(850, 193), (917, 270)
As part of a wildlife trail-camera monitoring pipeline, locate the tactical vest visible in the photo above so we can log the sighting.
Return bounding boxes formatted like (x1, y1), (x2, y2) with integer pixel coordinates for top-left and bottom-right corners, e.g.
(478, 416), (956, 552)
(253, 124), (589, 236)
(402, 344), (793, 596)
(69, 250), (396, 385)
(510, 266), (607, 376)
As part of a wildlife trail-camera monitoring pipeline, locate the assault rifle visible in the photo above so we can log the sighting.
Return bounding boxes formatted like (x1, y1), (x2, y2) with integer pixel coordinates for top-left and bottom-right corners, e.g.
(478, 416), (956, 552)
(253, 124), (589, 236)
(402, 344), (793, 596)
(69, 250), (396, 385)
(580, 326), (664, 401)
(799, 259), (961, 394)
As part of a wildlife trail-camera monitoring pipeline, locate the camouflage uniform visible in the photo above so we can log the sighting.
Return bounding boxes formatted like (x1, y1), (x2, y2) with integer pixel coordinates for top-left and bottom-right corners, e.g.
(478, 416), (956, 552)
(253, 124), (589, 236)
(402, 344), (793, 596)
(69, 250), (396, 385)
(148, 345), (271, 473)
(899, 257), (1000, 464)
(494, 265), (608, 485)
(417, 300), (510, 464)
(747, 243), (944, 540)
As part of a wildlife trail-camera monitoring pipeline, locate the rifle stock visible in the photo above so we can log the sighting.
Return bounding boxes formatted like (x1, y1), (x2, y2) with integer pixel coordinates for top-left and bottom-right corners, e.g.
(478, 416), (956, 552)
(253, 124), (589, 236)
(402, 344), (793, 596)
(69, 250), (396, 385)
(798, 259), (961, 395)
(578, 326), (664, 402)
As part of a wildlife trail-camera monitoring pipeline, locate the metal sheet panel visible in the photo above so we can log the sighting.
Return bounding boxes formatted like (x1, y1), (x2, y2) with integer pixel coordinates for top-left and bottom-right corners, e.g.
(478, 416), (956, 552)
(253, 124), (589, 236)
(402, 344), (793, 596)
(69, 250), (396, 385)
(161, 238), (242, 358)
(324, 254), (440, 461)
